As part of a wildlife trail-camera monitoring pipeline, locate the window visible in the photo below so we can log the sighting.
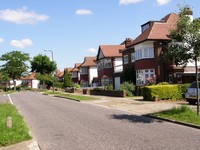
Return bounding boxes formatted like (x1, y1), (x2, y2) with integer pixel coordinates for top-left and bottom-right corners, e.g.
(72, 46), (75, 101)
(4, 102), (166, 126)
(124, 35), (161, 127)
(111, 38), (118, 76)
(71, 72), (77, 78)
(104, 59), (112, 68)
(136, 69), (155, 86)
(123, 55), (128, 64)
(135, 47), (154, 60)
(142, 23), (150, 32)
(131, 53), (135, 62)
(80, 67), (88, 75)
(101, 78), (113, 86)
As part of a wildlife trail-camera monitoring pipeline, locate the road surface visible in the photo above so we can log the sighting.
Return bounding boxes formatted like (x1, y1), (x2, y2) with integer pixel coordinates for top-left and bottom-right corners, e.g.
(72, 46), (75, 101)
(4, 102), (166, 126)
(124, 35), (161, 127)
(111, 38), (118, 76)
(10, 91), (200, 150)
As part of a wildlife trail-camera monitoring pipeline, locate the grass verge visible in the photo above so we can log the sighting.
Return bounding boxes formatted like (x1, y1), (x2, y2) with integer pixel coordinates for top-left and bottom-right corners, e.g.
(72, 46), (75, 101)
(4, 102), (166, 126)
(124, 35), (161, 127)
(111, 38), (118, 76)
(43, 91), (96, 101)
(0, 104), (32, 147)
(153, 106), (200, 126)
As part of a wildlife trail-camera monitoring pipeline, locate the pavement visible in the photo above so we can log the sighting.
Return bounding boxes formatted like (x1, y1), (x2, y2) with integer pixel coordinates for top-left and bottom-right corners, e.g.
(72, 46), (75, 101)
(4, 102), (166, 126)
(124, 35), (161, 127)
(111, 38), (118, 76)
(0, 92), (193, 150)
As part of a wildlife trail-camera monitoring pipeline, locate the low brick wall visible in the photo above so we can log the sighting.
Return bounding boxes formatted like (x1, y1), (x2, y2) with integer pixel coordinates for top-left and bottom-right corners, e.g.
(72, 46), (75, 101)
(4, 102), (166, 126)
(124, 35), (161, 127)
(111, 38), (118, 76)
(90, 90), (126, 97)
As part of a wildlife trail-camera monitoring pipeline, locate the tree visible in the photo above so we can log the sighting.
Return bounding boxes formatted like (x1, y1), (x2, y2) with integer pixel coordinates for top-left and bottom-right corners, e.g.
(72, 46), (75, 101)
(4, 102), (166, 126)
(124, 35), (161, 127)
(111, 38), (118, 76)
(36, 73), (57, 89)
(163, 6), (200, 114)
(30, 54), (57, 74)
(0, 70), (10, 91)
(31, 54), (57, 90)
(63, 69), (72, 88)
(0, 51), (29, 90)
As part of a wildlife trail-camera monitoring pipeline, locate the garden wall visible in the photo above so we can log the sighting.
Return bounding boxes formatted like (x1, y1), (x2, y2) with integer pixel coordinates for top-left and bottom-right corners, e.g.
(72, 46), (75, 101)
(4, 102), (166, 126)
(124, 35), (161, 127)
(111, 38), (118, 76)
(90, 90), (126, 97)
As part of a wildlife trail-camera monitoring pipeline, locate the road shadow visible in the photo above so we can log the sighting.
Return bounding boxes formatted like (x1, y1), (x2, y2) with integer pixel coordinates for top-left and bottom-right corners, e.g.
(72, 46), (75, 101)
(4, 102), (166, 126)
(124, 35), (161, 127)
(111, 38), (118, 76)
(109, 114), (163, 124)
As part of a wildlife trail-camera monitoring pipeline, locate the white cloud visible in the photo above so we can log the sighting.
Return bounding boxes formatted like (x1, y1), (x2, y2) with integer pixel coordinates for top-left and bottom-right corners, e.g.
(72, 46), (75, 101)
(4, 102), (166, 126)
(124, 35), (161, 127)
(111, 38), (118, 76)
(0, 38), (5, 43)
(88, 48), (97, 53)
(119, 0), (143, 5)
(156, 0), (171, 5)
(75, 9), (92, 15)
(10, 38), (33, 48)
(0, 7), (49, 24)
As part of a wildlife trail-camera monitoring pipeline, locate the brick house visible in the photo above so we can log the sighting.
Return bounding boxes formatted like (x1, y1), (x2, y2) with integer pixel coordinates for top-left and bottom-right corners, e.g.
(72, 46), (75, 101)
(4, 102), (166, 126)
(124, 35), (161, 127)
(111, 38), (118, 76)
(79, 56), (98, 87)
(122, 12), (196, 86)
(70, 63), (81, 84)
(96, 45), (125, 90)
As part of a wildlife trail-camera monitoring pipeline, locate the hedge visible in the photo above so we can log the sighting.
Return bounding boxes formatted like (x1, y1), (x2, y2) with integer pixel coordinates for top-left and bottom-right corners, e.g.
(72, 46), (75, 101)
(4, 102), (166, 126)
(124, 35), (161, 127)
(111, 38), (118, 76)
(141, 84), (189, 101)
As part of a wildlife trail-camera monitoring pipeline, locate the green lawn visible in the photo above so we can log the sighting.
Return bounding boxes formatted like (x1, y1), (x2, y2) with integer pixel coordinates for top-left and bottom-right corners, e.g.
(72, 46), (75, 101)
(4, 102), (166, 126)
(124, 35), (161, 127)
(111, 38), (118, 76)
(43, 90), (96, 101)
(154, 106), (200, 126)
(0, 104), (32, 146)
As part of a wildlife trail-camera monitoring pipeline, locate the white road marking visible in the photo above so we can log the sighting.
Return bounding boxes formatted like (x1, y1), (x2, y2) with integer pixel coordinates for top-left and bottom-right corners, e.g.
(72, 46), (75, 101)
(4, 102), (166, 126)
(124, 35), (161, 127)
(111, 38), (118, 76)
(8, 94), (14, 104)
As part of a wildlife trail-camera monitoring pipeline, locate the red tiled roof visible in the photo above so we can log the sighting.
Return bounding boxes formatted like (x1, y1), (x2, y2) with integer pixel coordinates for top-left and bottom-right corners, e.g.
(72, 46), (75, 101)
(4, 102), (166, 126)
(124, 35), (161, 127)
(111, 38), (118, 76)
(129, 13), (178, 46)
(64, 67), (73, 73)
(21, 72), (36, 80)
(98, 45), (125, 58)
(71, 63), (81, 72)
(55, 69), (65, 78)
(80, 56), (97, 67)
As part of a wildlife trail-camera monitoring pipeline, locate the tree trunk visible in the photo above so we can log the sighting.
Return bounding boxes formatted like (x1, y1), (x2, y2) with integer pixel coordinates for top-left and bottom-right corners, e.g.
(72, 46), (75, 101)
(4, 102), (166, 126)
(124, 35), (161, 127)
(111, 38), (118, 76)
(13, 79), (16, 91)
(195, 57), (199, 115)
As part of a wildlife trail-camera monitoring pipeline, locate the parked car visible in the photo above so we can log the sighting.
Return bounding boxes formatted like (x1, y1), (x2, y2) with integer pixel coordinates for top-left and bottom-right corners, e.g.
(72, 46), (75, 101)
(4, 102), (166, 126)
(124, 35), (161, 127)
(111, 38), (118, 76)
(185, 81), (200, 105)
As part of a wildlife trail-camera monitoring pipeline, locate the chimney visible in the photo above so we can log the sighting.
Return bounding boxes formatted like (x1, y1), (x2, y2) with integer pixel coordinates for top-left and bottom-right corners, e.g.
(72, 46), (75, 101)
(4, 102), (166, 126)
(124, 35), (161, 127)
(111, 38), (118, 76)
(183, 7), (193, 21)
(124, 38), (133, 47)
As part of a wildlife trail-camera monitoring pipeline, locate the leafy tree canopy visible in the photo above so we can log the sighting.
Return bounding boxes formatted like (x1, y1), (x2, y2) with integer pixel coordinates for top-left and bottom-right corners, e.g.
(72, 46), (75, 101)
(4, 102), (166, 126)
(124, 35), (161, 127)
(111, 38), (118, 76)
(0, 50), (29, 80)
(31, 54), (57, 74)
(164, 5), (200, 66)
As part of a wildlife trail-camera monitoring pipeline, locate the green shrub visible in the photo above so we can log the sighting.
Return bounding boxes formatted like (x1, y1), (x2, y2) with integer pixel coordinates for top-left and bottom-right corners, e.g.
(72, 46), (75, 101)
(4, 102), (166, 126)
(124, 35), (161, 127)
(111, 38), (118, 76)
(178, 83), (190, 98)
(119, 82), (135, 96)
(73, 83), (80, 89)
(157, 82), (169, 85)
(141, 85), (182, 101)
(105, 84), (113, 91)
(93, 87), (103, 91)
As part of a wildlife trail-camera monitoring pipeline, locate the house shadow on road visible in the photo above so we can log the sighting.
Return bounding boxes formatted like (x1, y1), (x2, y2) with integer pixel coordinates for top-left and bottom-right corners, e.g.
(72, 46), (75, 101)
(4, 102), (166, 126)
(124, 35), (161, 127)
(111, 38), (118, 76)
(109, 114), (163, 124)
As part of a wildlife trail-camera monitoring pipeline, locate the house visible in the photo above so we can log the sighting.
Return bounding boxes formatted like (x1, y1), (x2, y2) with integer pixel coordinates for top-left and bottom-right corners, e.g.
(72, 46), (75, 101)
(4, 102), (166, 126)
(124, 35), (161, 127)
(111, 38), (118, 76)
(122, 12), (195, 86)
(55, 69), (65, 82)
(79, 56), (98, 87)
(20, 72), (40, 89)
(70, 63), (81, 84)
(96, 45), (125, 90)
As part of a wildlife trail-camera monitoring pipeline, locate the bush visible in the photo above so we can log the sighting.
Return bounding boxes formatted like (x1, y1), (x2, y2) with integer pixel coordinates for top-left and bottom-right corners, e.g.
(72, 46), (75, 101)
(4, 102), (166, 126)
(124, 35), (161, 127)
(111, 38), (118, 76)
(93, 87), (103, 91)
(119, 82), (135, 96)
(73, 83), (80, 89)
(157, 82), (169, 85)
(179, 83), (190, 98)
(141, 85), (182, 101)
(105, 84), (113, 91)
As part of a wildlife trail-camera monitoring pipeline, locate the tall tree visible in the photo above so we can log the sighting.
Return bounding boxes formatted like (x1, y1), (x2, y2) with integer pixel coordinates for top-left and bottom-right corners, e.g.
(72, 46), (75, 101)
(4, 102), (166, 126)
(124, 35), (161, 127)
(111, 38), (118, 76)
(0, 51), (29, 90)
(163, 6), (200, 114)
(63, 69), (72, 88)
(31, 54), (57, 90)
(30, 54), (57, 74)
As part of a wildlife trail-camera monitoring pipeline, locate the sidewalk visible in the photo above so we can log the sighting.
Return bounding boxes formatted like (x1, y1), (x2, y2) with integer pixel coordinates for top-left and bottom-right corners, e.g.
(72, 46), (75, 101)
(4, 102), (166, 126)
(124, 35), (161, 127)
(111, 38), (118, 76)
(81, 95), (187, 115)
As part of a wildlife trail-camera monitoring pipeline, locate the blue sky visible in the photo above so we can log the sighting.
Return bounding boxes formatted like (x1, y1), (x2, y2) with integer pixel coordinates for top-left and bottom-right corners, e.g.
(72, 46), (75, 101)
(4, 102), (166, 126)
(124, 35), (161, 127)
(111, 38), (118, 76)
(0, 0), (199, 71)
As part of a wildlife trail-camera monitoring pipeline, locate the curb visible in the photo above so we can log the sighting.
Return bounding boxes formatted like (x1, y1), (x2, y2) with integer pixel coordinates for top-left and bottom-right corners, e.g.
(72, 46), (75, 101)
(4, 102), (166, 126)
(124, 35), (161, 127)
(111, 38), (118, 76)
(53, 95), (81, 102)
(145, 114), (200, 130)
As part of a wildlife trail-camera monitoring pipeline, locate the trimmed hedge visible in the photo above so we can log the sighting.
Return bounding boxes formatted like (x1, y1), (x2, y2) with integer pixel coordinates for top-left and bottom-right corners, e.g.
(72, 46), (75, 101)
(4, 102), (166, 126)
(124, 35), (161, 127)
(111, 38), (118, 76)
(141, 84), (189, 101)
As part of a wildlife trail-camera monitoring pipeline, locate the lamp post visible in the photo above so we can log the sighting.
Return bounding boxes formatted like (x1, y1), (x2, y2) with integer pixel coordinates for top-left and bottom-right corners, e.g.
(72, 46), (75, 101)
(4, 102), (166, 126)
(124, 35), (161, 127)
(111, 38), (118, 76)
(44, 49), (54, 93)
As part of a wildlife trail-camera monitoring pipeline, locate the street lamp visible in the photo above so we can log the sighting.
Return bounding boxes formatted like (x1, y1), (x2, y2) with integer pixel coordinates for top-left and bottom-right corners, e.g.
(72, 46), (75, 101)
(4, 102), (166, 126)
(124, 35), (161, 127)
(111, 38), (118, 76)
(44, 49), (54, 93)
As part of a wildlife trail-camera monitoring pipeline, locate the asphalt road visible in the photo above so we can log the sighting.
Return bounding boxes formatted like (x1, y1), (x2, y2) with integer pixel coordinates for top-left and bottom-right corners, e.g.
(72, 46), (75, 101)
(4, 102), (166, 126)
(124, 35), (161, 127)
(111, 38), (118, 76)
(0, 94), (9, 103)
(10, 91), (200, 150)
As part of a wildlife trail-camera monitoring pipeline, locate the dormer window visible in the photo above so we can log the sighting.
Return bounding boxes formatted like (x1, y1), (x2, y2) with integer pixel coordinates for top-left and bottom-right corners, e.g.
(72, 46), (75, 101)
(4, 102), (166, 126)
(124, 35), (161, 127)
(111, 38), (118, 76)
(141, 23), (150, 32)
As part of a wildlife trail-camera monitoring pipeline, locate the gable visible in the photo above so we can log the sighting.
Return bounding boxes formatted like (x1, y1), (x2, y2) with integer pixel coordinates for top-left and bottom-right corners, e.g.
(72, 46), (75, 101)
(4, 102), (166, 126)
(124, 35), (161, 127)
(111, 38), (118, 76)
(98, 49), (104, 59)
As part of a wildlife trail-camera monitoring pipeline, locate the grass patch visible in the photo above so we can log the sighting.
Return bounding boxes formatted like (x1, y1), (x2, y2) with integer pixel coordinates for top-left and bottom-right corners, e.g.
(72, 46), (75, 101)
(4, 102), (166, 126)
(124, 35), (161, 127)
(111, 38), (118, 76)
(0, 104), (32, 147)
(154, 106), (200, 126)
(42, 90), (96, 101)
(54, 93), (95, 101)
